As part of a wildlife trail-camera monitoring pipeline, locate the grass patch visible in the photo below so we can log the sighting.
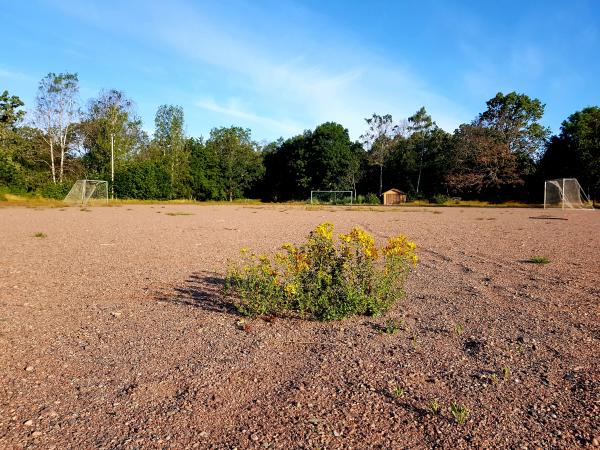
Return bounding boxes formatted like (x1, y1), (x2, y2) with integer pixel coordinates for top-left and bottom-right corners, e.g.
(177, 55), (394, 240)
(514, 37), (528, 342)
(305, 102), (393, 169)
(528, 256), (550, 264)
(165, 211), (194, 216)
(33, 232), (47, 238)
(450, 403), (470, 424)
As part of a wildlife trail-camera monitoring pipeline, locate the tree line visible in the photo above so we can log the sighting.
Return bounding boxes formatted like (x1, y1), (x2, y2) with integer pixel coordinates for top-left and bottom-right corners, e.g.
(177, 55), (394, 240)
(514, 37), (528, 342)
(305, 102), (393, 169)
(1, 72), (598, 202)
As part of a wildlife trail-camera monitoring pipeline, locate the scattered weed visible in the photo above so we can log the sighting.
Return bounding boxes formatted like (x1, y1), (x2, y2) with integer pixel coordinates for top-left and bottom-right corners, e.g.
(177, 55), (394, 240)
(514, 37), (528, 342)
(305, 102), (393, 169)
(490, 373), (499, 385)
(428, 399), (440, 415)
(450, 402), (470, 424)
(454, 323), (464, 336)
(165, 212), (194, 216)
(392, 385), (405, 398)
(33, 232), (47, 238)
(502, 366), (511, 380)
(383, 319), (400, 334)
(528, 256), (550, 264)
(80, 208), (91, 212)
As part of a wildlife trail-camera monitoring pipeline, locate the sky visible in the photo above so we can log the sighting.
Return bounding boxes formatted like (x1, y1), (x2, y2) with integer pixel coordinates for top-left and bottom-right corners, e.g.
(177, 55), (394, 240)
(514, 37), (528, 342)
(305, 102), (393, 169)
(1, 0), (599, 142)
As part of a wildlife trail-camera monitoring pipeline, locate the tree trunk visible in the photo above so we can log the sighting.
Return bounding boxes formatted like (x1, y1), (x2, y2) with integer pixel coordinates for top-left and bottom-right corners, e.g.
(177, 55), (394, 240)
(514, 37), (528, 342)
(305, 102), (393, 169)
(49, 141), (56, 183)
(59, 145), (64, 183)
(379, 164), (383, 197)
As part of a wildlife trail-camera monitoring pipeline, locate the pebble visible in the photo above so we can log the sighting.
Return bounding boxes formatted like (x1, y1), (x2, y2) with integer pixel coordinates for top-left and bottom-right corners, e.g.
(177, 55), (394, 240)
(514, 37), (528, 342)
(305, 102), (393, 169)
(251, 433), (260, 441)
(32, 431), (43, 437)
(24, 420), (33, 426)
(592, 438), (599, 446)
(25, 366), (34, 372)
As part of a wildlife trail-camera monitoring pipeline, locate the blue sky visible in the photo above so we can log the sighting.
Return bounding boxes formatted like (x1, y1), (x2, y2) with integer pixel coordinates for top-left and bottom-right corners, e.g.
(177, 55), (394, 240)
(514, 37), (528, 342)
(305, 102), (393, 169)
(1, 0), (599, 142)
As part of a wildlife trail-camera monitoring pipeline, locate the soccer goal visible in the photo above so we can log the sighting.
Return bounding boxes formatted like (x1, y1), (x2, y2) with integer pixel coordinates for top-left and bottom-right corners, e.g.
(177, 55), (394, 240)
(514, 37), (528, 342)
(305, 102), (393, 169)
(64, 180), (109, 206)
(543, 178), (593, 209)
(310, 190), (353, 205)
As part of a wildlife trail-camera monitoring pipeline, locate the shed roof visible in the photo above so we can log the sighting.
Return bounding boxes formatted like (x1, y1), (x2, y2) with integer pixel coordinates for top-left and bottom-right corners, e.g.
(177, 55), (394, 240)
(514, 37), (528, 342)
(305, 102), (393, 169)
(383, 188), (406, 195)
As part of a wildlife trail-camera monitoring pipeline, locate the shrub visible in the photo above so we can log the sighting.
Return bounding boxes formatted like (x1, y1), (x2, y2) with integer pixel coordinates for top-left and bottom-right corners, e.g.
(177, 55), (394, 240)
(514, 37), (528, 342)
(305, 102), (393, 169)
(37, 182), (72, 199)
(225, 223), (418, 321)
(430, 194), (450, 205)
(365, 192), (380, 205)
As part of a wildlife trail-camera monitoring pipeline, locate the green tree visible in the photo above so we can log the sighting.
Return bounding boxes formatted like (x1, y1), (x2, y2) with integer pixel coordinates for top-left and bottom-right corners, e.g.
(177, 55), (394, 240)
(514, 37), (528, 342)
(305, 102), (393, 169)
(539, 106), (600, 200)
(0, 90), (25, 129)
(33, 72), (80, 183)
(308, 122), (362, 192)
(477, 91), (550, 159)
(81, 89), (147, 196)
(154, 105), (188, 198)
(187, 137), (222, 200)
(408, 107), (435, 194)
(446, 124), (523, 198)
(206, 126), (264, 201)
(360, 114), (399, 196)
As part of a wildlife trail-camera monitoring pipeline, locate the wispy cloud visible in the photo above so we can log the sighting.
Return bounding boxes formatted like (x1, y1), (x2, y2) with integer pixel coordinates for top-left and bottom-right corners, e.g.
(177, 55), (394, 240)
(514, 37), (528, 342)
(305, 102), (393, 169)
(196, 98), (303, 135)
(46, 0), (471, 138)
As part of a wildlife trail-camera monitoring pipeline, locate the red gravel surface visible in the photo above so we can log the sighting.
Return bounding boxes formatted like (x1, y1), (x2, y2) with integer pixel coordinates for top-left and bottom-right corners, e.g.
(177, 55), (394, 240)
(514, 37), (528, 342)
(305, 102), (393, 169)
(0, 204), (598, 449)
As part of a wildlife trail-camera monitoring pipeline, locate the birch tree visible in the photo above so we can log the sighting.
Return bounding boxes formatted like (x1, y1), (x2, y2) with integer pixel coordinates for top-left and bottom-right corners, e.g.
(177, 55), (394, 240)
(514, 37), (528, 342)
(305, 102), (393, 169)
(34, 73), (80, 183)
(360, 114), (399, 196)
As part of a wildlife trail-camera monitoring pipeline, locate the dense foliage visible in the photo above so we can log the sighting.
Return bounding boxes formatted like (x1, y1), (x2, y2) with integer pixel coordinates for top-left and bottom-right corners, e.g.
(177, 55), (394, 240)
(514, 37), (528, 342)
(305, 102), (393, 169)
(1, 73), (599, 203)
(225, 223), (418, 321)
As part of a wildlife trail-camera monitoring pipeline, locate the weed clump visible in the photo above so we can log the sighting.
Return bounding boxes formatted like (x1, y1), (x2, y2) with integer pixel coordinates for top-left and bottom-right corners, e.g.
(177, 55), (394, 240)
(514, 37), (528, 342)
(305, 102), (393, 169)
(225, 222), (418, 321)
(529, 256), (550, 264)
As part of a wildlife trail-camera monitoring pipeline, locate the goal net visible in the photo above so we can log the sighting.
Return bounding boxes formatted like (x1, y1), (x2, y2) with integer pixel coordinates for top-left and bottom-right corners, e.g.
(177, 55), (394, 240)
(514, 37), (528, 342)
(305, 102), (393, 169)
(544, 178), (593, 209)
(310, 190), (354, 205)
(64, 180), (108, 205)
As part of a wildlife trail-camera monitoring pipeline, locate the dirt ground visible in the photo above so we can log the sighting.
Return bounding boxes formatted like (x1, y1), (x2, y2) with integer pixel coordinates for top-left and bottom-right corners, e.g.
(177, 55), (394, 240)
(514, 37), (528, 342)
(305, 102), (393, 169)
(0, 204), (598, 449)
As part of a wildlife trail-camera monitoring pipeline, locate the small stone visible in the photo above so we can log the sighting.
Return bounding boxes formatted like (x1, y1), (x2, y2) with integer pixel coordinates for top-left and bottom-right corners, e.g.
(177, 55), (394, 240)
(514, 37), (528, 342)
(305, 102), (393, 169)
(31, 431), (42, 437)
(251, 433), (260, 441)
(111, 311), (122, 318)
(25, 366), (34, 372)
(333, 430), (342, 437)
(591, 437), (599, 446)
(199, 431), (209, 438)
(23, 420), (34, 426)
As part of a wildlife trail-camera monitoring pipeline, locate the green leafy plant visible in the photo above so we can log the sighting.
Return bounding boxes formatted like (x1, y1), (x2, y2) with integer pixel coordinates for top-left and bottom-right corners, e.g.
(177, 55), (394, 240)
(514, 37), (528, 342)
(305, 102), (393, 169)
(430, 194), (449, 205)
(490, 373), (499, 385)
(454, 324), (464, 336)
(392, 385), (405, 398)
(428, 399), (440, 415)
(529, 256), (550, 264)
(225, 223), (418, 321)
(450, 402), (470, 424)
(33, 232), (47, 238)
(502, 366), (510, 380)
(383, 319), (400, 334)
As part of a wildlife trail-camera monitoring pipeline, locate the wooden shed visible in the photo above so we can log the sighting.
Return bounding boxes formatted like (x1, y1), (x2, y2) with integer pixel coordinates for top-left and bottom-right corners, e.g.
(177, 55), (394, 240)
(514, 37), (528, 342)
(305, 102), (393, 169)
(383, 188), (407, 205)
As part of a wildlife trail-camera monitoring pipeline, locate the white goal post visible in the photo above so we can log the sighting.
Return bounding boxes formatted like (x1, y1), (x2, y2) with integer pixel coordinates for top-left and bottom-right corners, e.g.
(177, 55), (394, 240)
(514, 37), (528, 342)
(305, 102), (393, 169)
(543, 178), (593, 209)
(64, 180), (109, 205)
(310, 190), (354, 205)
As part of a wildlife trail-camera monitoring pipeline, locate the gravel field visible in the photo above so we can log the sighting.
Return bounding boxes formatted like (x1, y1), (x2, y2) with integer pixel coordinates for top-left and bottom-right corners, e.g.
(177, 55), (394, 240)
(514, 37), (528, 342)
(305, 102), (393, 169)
(0, 204), (598, 449)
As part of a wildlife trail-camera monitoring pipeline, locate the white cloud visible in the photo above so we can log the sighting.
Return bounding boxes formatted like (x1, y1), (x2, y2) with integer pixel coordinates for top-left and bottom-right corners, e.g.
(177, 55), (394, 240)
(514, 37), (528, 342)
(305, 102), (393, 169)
(196, 98), (304, 136)
(46, 0), (471, 139)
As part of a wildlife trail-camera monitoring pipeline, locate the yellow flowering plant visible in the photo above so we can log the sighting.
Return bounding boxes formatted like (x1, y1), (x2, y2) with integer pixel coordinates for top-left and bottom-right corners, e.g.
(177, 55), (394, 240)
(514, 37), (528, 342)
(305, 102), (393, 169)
(224, 222), (417, 320)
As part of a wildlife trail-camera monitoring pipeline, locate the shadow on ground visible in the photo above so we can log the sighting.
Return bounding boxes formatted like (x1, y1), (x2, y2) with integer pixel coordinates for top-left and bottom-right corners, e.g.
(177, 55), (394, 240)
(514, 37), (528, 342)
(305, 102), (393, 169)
(157, 271), (241, 316)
